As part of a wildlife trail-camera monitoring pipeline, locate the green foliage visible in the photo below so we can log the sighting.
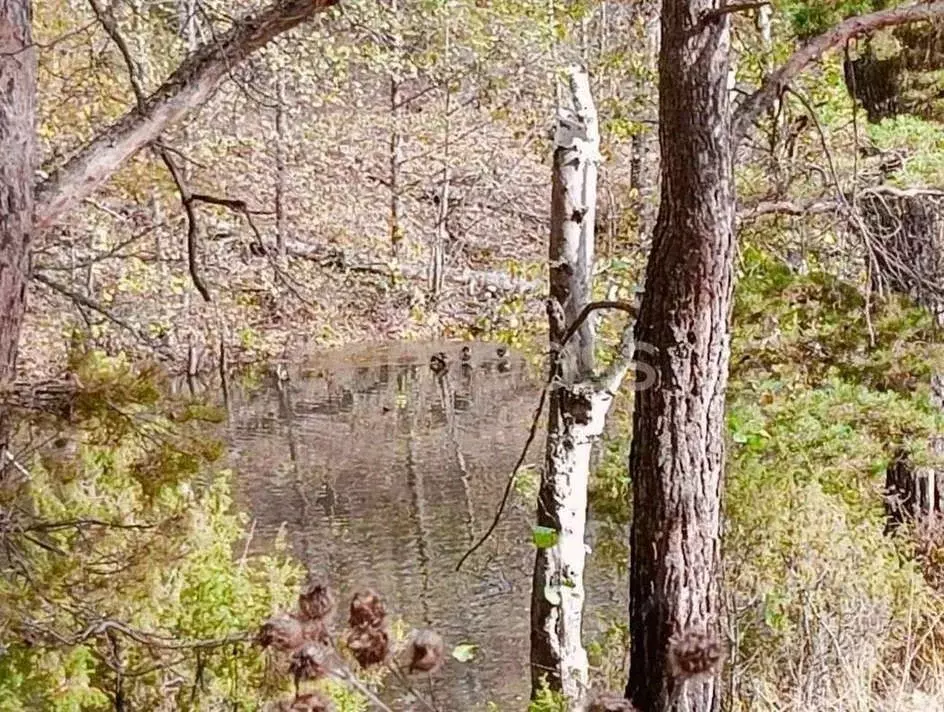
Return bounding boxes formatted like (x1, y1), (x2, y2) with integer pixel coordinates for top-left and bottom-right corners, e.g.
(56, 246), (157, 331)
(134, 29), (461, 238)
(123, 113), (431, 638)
(0, 353), (302, 710)
(527, 678), (567, 712)
(733, 246), (944, 396)
(779, 0), (884, 40)
(321, 679), (370, 712)
(531, 525), (559, 549)
(869, 114), (944, 186)
(512, 464), (540, 501)
(585, 619), (629, 692)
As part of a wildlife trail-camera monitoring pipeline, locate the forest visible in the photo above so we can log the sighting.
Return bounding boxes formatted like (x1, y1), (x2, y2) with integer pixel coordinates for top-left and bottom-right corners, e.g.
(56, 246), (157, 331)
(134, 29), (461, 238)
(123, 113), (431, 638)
(4, 0), (944, 709)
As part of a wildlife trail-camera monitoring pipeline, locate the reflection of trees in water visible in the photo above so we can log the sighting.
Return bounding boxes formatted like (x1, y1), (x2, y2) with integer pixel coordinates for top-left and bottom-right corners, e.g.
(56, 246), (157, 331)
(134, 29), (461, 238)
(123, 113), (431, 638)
(226, 343), (539, 707)
(436, 370), (475, 544)
(274, 368), (340, 579)
(403, 402), (432, 627)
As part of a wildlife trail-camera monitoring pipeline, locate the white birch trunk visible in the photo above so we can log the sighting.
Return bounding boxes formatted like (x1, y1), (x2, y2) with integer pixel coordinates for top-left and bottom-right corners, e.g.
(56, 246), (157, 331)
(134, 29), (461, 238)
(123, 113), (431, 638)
(530, 66), (632, 710)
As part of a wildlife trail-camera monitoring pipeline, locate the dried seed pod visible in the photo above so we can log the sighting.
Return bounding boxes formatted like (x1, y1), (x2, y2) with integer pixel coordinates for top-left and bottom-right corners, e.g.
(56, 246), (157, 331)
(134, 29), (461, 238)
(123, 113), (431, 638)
(289, 643), (330, 683)
(667, 628), (726, 680)
(349, 590), (385, 629)
(588, 692), (640, 712)
(300, 618), (331, 646)
(298, 578), (335, 623)
(408, 629), (445, 674)
(345, 625), (389, 668)
(257, 613), (304, 653)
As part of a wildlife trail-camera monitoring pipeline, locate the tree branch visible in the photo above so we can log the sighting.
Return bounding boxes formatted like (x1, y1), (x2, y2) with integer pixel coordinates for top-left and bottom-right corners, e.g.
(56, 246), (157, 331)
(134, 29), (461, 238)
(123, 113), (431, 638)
(158, 150), (213, 302)
(732, 0), (944, 145)
(87, 0), (146, 109)
(35, 0), (339, 229)
(556, 300), (637, 354)
(20, 617), (248, 651)
(737, 185), (944, 221)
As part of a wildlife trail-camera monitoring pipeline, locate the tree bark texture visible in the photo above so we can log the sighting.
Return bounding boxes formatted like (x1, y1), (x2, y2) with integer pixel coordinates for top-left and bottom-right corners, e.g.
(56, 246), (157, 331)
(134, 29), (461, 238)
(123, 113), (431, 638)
(626, 0), (735, 709)
(0, 0), (36, 390)
(532, 67), (607, 708)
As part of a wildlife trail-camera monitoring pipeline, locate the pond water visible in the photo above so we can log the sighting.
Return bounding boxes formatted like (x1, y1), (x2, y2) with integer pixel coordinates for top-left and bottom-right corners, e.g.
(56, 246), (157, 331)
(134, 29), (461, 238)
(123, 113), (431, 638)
(224, 341), (626, 709)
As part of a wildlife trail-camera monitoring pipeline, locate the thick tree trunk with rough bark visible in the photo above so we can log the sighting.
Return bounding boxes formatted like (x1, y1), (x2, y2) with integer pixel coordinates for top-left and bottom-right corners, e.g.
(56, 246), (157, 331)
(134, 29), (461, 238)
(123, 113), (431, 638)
(531, 67), (633, 709)
(0, 0), (36, 391)
(617, 3), (944, 711)
(626, 0), (734, 708)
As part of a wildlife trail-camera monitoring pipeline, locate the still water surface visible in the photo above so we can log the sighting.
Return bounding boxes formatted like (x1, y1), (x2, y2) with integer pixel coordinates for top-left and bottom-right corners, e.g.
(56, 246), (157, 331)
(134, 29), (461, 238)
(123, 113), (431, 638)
(224, 342), (623, 709)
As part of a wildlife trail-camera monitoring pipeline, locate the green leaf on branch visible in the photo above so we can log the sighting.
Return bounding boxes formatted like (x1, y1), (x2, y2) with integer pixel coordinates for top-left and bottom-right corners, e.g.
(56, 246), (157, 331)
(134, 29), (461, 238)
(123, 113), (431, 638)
(532, 526), (559, 549)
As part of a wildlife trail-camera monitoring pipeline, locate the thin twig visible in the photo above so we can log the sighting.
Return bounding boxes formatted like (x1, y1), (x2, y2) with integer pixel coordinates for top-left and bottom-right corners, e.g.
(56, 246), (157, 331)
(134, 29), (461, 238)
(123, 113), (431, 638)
(21, 617), (248, 651)
(454, 383), (548, 572)
(0, 20), (96, 57)
(3, 451), (32, 481)
(25, 518), (154, 532)
(36, 225), (158, 272)
(556, 300), (637, 353)
(384, 662), (440, 712)
(330, 668), (396, 712)
(238, 518), (256, 570)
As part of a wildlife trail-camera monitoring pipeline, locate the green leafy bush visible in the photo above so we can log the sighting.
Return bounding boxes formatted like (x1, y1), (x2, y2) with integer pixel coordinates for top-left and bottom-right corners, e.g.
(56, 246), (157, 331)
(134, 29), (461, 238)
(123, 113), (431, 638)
(0, 353), (302, 710)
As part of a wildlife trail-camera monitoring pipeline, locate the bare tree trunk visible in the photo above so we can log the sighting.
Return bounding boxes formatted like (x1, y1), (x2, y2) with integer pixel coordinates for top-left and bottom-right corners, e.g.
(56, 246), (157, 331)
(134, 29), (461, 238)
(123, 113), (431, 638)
(388, 0), (404, 255)
(275, 76), (288, 261)
(626, 0), (735, 709)
(531, 67), (631, 709)
(389, 82), (403, 253)
(429, 10), (450, 298)
(176, 0), (199, 313)
(430, 172), (448, 297)
(0, 0), (37, 395)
